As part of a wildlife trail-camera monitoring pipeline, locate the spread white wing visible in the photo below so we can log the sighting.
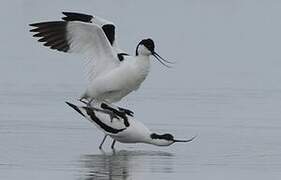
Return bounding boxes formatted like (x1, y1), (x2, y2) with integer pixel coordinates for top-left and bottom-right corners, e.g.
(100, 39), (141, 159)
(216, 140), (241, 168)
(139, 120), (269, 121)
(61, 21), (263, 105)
(30, 12), (125, 80)
(67, 21), (119, 79)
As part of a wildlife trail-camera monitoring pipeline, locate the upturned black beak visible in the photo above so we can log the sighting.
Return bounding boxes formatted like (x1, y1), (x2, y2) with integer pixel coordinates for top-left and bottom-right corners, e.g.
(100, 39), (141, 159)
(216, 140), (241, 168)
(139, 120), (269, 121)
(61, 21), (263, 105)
(152, 52), (174, 68)
(173, 135), (197, 143)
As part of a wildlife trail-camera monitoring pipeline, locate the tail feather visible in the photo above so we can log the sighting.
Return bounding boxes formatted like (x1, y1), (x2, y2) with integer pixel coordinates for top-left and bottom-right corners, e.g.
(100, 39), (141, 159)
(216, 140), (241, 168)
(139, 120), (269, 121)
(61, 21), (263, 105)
(65, 101), (85, 117)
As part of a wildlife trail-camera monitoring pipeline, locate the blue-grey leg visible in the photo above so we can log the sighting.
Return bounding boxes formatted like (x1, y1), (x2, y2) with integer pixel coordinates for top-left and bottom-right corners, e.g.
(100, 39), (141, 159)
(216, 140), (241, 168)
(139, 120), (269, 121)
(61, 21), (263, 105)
(87, 98), (94, 107)
(99, 135), (108, 149)
(87, 106), (120, 121)
(111, 140), (116, 149)
(79, 97), (89, 105)
(79, 97), (93, 107)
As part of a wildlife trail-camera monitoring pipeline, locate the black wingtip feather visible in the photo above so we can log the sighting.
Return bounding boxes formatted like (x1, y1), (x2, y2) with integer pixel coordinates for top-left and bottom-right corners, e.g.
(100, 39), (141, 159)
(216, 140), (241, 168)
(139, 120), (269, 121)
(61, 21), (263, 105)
(29, 21), (70, 52)
(29, 23), (38, 27)
(29, 21), (65, 27)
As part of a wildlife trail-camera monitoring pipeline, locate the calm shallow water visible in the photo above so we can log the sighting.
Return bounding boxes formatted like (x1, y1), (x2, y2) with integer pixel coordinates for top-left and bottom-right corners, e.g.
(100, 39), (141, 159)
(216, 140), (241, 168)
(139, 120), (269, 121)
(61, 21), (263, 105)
(2, 0), (281, 179)
(1, 83), (281, 180)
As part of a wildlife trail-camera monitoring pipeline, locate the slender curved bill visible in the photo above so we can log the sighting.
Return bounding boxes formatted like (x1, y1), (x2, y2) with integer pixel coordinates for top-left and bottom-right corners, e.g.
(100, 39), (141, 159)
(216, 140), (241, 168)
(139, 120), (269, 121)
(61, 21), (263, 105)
(152, 52), (175, 68)
(173, 135), (197, 143)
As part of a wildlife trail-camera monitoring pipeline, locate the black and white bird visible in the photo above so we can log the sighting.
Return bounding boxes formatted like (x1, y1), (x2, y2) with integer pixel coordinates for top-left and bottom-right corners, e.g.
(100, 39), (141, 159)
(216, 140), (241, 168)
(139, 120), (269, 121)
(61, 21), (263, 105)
(29, 12), (173, 105)
(65, 101), (195, 149)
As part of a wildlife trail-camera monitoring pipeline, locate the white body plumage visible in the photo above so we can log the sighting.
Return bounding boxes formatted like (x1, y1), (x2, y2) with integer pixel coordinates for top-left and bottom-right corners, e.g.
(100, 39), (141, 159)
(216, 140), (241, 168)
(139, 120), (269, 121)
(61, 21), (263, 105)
(83, 55), (150, 103)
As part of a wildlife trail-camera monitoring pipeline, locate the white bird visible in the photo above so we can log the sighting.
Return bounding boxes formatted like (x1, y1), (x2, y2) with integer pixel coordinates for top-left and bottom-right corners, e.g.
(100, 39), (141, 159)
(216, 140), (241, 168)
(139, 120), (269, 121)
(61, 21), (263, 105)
(29, 12), (173, 106)
(65, 101), (196, 149)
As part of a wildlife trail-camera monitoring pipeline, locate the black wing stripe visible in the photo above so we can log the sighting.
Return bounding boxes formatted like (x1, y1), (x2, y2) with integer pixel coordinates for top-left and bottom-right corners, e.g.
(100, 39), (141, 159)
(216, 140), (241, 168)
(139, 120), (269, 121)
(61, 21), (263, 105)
(84, 107), (126, 134)
(66, 102), (125, 134)
(101, 24), (115, 45)
(62, 12), (93, 23)
(29, 21), (70, 52)
(62, 12), (115, 46)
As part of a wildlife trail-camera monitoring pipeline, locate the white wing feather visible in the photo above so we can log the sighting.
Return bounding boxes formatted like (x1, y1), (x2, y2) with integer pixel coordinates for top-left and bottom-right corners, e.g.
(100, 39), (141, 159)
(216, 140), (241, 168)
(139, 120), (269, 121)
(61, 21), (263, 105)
(91, 16), (125, 52)
(66, 21), (119, 80)
(92, 15), (113, 28)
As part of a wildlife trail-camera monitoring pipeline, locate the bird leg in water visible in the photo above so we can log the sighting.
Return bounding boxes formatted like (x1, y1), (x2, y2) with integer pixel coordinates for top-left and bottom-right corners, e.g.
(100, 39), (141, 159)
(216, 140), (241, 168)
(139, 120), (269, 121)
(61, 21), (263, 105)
(111, 140), (116, 149)
(99, 135), (108, 149)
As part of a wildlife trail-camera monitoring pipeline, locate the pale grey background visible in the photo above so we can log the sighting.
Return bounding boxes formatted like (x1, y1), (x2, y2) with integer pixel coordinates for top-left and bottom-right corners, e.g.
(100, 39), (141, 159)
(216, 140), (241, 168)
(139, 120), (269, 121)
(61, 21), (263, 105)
(1, 0), (281, 180)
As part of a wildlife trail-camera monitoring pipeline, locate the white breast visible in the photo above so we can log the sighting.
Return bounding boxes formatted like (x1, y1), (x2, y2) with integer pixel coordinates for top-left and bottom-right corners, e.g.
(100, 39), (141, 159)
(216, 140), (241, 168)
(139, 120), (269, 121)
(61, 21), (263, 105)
(85, 55), (150, 102)
(122, 55), (150, 90)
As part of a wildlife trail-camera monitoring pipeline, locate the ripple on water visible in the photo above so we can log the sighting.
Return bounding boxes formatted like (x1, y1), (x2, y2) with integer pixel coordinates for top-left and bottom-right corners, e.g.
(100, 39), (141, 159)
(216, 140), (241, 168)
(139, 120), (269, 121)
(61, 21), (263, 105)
(79, 150), (175, 180)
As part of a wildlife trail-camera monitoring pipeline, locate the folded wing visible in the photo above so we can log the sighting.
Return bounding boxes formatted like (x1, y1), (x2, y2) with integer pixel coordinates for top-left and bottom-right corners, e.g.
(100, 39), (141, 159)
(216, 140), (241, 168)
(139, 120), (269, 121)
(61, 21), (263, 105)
(66, 102), (128, 135)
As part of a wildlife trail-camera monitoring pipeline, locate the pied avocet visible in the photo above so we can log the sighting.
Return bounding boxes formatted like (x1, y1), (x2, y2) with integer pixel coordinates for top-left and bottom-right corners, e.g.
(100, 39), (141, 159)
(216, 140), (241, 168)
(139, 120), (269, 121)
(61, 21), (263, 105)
(29, 12), (173, 106)
(66, 101), (195, 149)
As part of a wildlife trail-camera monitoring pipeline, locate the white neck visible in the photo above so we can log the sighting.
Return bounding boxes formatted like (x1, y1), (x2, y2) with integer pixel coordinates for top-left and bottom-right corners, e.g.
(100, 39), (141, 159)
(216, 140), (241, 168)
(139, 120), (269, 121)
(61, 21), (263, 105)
(134, 55), (150, 73)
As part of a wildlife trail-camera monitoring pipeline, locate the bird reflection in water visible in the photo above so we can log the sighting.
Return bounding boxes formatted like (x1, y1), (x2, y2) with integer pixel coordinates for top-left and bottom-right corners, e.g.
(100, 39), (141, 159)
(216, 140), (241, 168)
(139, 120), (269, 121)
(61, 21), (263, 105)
(79, 150), (174, 180)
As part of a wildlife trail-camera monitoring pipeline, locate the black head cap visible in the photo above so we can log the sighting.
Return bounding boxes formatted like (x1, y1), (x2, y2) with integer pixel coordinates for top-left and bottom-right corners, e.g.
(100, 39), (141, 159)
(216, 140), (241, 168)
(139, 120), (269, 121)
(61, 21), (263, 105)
(150, 133), (174, 141)
(136, 38), (155, 55)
